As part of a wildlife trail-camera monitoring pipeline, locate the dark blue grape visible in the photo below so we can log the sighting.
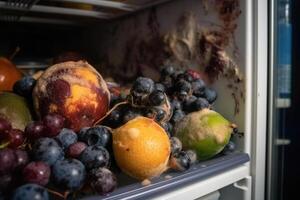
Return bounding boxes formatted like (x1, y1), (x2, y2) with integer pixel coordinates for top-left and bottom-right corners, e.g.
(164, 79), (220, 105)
(171, 110), (185, 124)
(155, 109), (166, 122)
(204, 88), (217, 103)
(191, 98), (209, 111)
(83, 126), (112, 148)
(110, 93), (122, 108)
(175, 73), (185, 82)
(55, 128), (77, 149)
(161, 65), (175, 77)
(183, 72), (194, 82)
(79, 145), (110, 170)
(224, 141), (236, 153)
(171, 151), (191, 171)
(172, 70), (184, 80)
(154, 83), (166, 92)
(233, 127), (239, 135)
(192, 79), (206, 97)
(175, 80), (191, 93)
(32, 138), (64, 166)
(131, 77), (154, 95)
(12, 184), (49, 200)
(106, 109), (123, 127)
(90, 168), (117, 195)
(13, 76), (36, 98)
(148, 91), (165, 106)
(160, 76), (173, 90)
(78, 127), (89, 141)
(170, 137), (182, 155)
(177, 91), (188, 101)
(160, 122), (173, 136)
(171, 99), (182, 111)
(183, 95), (197, 112)
(123, 108), (140, 124)
(52, 159), (86, 190)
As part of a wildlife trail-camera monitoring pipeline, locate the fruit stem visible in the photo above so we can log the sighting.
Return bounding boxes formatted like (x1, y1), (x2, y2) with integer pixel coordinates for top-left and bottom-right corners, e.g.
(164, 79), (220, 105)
(94, 101), (128, 126)
(9, 46), (20, 61)
(47, 188), (69, 199)
(0, 141), (9, 149)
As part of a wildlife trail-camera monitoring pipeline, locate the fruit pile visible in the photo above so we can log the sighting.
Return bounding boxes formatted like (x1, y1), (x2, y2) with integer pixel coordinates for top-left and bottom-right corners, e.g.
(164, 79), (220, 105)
(0, 114), (116, 199)
(0, 61), (237, 200)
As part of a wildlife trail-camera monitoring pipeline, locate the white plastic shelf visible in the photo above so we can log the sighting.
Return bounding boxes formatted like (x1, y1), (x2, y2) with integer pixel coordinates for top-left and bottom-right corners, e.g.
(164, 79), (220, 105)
(0, 0), (173, 24)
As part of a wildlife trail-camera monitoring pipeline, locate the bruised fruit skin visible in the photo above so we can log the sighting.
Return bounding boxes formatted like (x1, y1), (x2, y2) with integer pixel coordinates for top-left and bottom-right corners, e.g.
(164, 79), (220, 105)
(175, 109), (232, 160)
(113, 117), (170, 180)
(33, 61), (110, 132)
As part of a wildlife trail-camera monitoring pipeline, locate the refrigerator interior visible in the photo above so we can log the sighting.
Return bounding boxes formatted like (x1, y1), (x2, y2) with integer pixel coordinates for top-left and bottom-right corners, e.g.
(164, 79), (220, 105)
(0, 0), (268, 199)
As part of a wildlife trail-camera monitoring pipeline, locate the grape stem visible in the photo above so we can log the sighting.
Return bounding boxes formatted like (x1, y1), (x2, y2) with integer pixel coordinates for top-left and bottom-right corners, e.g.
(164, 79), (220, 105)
(9, 46), (20, 61)
(94, 101), (128, 126)
(0, 141), (9, 149)
(47, 188), (69, 199)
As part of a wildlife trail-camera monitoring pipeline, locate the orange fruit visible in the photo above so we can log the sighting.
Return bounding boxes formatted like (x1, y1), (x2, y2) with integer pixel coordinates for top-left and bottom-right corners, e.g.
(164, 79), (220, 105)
(0, 57), (22, 91)
(113, 116), (171, 180)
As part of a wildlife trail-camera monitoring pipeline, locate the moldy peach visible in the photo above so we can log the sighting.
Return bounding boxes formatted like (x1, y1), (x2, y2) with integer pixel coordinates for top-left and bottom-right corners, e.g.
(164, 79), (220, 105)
(33, 61), (110, 132)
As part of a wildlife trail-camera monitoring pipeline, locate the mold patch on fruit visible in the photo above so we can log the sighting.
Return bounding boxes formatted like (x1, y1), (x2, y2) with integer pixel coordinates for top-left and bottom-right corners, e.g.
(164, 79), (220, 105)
(33, 61), (110, 132)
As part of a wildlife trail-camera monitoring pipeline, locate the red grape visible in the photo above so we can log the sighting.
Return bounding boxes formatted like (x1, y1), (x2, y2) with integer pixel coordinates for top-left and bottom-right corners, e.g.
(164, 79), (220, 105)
(23, 161), (50, 186)
(6, 129), (25, 148)
(0, 148), (16, 174)
(43, 114), (65, 137)
(25, 121), (45, 140)
(14, 149), (29, 169)
(67, 142), (87, 158)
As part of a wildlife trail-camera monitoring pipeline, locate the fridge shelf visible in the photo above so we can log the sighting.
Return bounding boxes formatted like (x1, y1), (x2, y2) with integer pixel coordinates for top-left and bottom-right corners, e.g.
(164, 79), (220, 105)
(0, 0), (173, 24)
(83, 152), (250, 200)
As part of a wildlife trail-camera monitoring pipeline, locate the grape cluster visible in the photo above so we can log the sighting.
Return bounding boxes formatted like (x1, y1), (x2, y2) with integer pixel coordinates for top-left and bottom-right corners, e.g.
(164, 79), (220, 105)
(158, 66), (217, 125)
(157, 66), (218, 170)
(104, 77), (172, 129)
(0, 115), (117, 199)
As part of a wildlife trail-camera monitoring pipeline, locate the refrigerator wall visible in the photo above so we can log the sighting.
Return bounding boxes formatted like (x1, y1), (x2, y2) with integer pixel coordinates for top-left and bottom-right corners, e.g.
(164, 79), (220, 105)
(0, 0), (268, 199)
